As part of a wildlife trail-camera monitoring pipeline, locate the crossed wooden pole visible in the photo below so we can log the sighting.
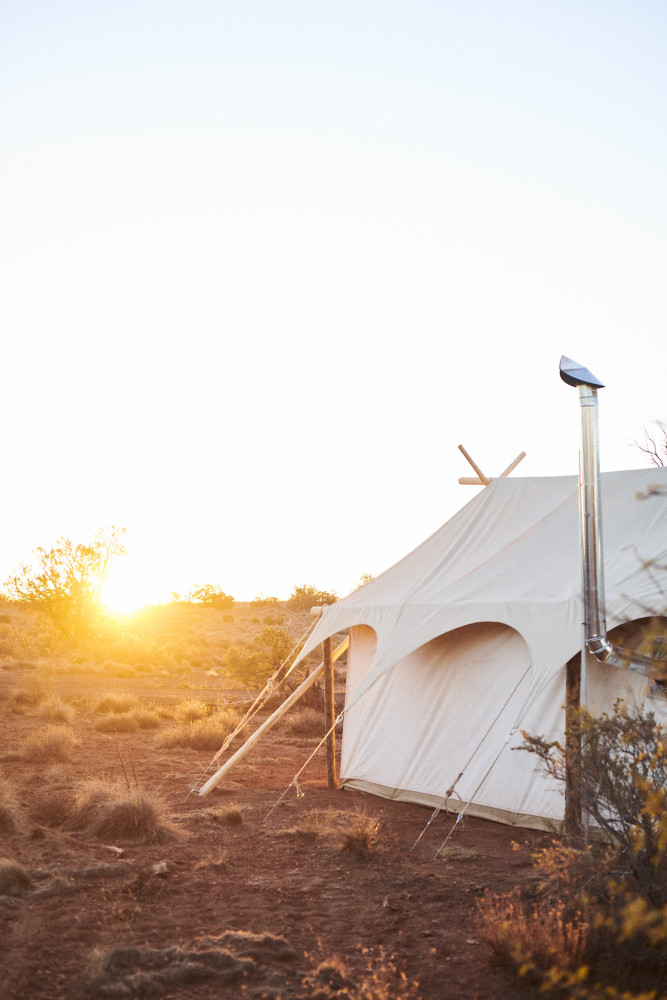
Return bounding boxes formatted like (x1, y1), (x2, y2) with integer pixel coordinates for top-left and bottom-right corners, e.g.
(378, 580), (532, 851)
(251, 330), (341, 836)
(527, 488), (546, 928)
(458, 444), (526, 486)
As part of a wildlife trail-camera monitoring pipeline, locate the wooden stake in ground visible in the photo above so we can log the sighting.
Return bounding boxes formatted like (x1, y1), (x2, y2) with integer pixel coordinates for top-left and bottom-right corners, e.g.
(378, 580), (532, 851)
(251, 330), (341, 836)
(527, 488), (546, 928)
(323, 635), (338, 789)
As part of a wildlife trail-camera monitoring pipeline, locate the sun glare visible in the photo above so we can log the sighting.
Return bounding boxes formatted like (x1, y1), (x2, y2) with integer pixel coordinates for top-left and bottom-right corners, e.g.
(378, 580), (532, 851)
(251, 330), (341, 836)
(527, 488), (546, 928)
(100, 567), (171, 616)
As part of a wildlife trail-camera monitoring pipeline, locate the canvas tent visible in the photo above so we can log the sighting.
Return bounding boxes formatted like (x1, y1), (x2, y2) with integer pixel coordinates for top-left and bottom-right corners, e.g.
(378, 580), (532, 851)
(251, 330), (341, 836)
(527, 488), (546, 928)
(298, 468), (667, 830)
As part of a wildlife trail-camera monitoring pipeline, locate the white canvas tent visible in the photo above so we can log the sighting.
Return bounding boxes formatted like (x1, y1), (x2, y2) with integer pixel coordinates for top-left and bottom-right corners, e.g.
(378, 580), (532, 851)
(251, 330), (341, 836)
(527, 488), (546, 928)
(298, 468), (667, 830)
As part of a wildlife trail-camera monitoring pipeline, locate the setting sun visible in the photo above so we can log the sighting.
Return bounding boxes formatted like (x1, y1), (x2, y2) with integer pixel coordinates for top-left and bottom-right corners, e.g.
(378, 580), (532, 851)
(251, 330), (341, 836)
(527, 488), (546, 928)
(99, 563), (173, 616)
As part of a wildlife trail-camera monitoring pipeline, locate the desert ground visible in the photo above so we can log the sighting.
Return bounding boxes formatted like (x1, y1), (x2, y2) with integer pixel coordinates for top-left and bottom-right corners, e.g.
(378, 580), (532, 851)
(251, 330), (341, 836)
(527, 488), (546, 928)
(0, 602), (551, 999)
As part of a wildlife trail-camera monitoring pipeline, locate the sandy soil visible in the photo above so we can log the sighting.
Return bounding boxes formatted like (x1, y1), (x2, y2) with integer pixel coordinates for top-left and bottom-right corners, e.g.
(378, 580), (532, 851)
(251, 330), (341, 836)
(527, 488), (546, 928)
(0, 613), (549, 1000)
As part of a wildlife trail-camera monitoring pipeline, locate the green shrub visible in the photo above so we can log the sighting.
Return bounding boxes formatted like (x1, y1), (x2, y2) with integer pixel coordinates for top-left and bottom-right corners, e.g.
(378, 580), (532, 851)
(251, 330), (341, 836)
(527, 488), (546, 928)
(477, 702), (667, 998)
(224, 627), (293, 689)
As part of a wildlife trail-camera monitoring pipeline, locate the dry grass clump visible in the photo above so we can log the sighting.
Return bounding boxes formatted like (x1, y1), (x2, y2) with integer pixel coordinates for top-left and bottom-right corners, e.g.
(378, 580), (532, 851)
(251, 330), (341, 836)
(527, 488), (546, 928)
(29, 787), (74, 828)
(196, 851), (229, 872)
(93, 691), (141, 715)
(37, 695), (75, 724)
(437, 845), (483, 862)
(196, 804), (243, 827)
(71, 779), (181, 843)
(283, 707), (323, 737)
(93, 712), (140, 733)
(94, 705), (163, 732)
(0, 858), (32, 896)
(173, 698), (210, 724)
(130, 708), (162, 729)
(339, 813), (380, 858)
(7, 674), (50, 713)
(156, 709), (238, 751)
(0, 780), (23, 834)
(280, 808), (381, 858)
(303, 949), (419, 999)
(21, 725), (80, 762)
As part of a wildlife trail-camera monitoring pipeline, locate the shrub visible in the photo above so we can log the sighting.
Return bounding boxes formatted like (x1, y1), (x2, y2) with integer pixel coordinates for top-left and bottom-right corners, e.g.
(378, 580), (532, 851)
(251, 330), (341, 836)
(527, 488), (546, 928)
(520, 701), (667, 901)
(477, 889), (588, 977)
(22, 725), (79, 762)
(224, 627), (293, 689)
(477, 702), (667, 998)
(251, 594), (279, 607)
(191, 585), (235, 609)
(287, 585), (337, 610)
(263, 613), (284, 626)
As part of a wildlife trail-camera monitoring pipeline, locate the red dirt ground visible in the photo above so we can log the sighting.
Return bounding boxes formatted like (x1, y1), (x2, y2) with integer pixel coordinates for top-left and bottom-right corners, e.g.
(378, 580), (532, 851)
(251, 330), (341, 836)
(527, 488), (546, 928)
(0, 656), (551, 1000)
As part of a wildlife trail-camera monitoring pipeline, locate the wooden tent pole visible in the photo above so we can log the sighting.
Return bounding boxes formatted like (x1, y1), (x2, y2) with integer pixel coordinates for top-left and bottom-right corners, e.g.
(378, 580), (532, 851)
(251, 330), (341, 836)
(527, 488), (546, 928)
(198, 636), (349, 796)
(498, 451), (526, 478)
(323, 636), (338, 789)
(564, 652), (583, 843)
(457, 444), (490, 485)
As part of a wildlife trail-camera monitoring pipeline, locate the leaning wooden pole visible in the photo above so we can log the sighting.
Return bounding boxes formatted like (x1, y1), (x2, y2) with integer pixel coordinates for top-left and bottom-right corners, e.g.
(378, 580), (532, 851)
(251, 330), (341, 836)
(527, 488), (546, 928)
(323, 636), (338, 789)
(564, 652), (583, 843)
(198, 636), (349, 796)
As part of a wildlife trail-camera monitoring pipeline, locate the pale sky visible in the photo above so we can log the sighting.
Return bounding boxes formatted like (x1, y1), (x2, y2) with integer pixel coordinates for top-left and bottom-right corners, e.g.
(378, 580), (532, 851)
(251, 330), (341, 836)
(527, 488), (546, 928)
(2, 2), (666, 610)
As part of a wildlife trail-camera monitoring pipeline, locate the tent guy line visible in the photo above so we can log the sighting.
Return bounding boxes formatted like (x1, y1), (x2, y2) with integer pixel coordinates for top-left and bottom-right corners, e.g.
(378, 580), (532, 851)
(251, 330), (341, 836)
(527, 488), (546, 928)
(410, 662), (532, 854)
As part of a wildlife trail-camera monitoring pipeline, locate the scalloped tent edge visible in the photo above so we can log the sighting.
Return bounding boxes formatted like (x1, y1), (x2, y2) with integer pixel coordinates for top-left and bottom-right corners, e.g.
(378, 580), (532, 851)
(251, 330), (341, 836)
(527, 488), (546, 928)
(298, 467), (667, 830)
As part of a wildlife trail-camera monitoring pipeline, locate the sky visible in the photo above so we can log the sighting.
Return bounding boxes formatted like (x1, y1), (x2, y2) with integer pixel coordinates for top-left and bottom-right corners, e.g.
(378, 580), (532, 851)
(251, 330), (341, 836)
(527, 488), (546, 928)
(1, 1), (666, 610)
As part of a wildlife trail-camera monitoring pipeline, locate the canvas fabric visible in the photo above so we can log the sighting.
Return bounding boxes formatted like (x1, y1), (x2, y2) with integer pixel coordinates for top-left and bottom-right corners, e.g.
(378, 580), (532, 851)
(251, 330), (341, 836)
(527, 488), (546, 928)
(298, 468), (667, 826)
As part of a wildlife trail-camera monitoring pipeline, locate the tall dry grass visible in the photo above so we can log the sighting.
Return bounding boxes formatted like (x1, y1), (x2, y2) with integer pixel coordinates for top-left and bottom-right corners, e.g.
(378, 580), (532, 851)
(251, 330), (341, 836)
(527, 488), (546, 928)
(21, 725), (80, 762)
(156, 710), (239, 751)
(71, 779), (181, 843)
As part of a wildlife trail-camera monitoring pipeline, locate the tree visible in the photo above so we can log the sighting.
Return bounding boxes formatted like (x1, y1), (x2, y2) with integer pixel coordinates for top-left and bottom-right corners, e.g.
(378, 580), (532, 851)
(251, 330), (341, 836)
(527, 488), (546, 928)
(634, 420), (667, 467)
(287, 584), (337, 610)
(190, 584), (235, 609)
(4, 527), (126, 640)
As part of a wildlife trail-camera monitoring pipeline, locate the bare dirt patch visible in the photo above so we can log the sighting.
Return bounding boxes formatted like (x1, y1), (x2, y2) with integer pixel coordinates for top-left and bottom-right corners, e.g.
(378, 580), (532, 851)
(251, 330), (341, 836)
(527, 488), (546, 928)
(0, 606), (548, 999)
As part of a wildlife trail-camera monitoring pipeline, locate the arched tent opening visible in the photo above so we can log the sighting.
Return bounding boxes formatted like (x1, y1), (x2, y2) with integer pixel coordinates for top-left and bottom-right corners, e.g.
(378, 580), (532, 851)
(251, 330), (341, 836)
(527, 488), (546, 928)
(340, 621), (567, 829)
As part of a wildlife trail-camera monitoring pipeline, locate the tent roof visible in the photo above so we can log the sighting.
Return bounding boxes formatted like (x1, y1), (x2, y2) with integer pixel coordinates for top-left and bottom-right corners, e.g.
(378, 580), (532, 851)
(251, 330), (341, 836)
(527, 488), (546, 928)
(301, 468), (667, 717)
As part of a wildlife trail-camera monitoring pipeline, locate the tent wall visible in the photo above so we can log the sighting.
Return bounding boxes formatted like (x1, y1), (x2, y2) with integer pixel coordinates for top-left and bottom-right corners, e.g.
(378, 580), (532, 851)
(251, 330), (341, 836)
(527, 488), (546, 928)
(340, 620), (667, 830)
